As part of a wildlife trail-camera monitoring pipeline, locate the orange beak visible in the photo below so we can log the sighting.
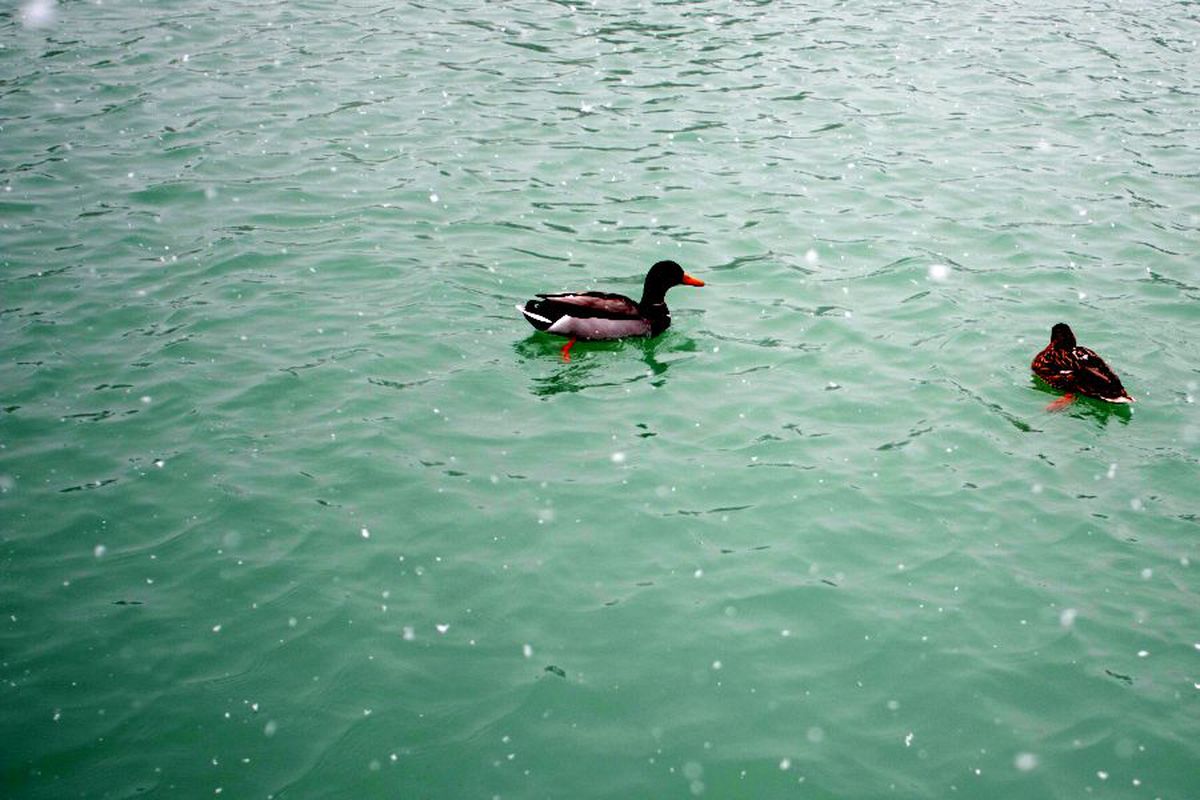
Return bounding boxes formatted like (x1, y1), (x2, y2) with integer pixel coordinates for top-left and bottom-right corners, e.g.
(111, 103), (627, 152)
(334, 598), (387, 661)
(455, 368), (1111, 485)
(682, 273), (705, 287)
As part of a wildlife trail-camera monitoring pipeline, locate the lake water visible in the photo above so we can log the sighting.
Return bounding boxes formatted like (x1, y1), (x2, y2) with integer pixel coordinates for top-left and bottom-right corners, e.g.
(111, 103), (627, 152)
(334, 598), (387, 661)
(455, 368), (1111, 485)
(2, 1), (1198, 797)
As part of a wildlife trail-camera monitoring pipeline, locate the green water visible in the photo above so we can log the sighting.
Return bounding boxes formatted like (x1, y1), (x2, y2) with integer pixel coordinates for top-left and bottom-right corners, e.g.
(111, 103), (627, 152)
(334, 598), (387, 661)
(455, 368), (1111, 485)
(2, 1), (1199, 797)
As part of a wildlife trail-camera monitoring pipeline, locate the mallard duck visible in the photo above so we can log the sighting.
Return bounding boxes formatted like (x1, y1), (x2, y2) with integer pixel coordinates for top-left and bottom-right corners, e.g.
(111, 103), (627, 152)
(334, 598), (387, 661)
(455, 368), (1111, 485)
(518, 260), (704, 360)
(1031, 322), (1134, 409)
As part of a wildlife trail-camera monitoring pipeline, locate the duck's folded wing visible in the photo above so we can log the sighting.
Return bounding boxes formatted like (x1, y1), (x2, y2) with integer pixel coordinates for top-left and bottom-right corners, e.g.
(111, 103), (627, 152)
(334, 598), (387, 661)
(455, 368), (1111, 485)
(1074, 349), (1128, 398)
(533, 291), (640, 318)
(1032, 348), (1076, 387)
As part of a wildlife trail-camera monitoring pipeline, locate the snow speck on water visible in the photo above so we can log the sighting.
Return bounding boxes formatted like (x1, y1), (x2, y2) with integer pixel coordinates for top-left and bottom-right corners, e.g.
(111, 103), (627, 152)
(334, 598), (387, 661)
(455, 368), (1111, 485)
(18, 0), (55, 28)
(927, 263), (951, 282)
(682, 762), (704, 796)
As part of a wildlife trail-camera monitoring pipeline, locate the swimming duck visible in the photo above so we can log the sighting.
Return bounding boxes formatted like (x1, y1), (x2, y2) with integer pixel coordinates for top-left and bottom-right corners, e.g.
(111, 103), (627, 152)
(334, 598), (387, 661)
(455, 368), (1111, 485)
(518, 260), (704, 360)
(1031, 322), (1134, 409)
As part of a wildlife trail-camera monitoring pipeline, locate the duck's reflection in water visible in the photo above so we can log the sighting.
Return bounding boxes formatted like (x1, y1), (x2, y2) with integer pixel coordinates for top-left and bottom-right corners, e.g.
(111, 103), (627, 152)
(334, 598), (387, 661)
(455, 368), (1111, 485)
(515, 335), (698, 398)
(1030, 379), (1133, 427)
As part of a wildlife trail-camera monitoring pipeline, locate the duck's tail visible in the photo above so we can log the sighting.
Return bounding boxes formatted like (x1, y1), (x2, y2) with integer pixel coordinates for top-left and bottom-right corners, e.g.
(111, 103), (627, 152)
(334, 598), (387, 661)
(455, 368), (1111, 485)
(518, 302), (554, 331)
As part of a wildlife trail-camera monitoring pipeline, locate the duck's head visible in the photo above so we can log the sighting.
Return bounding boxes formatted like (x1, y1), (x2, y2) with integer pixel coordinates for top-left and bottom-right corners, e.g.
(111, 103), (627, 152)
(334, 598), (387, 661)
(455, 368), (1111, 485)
(1050, 322), (1076, 349)
(642, 260), (704, 304)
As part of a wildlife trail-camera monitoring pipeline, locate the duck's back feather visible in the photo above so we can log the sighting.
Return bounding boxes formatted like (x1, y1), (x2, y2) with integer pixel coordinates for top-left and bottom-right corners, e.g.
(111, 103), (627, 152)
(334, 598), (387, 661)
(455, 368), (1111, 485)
(1032, 344), (1129, 401)
(1031, 347), (1077, 389)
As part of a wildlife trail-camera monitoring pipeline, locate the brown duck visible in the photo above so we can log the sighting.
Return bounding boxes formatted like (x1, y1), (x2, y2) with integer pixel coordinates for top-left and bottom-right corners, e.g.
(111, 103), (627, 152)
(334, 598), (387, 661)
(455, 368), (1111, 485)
(1031, 323), (1134, 410)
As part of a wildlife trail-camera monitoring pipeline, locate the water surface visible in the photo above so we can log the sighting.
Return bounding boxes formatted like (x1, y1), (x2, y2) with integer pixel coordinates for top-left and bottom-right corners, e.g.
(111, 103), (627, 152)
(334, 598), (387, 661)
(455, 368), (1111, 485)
(2, 1), (1199, 798)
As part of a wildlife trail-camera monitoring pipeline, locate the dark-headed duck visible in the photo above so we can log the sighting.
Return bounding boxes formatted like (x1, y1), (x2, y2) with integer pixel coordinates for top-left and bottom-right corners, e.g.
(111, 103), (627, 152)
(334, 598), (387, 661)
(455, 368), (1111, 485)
(519, 260), (704, 360)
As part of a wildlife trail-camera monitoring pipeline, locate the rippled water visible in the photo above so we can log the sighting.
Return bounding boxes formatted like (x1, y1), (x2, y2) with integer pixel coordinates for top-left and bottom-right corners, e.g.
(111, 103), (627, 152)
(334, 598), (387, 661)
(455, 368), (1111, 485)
(2, 1), (1199, 797)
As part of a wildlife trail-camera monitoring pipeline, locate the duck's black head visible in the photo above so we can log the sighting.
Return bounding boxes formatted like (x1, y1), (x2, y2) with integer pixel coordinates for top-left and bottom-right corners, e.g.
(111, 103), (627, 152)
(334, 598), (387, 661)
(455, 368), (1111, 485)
(1050, 322), (1076, 349)
(641, 260), (704, 305)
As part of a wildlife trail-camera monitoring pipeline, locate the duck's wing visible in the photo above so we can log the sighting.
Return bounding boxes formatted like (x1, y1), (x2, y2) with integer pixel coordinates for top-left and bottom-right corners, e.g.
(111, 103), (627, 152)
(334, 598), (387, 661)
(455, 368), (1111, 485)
(1031, 346), (1078, 389)
(531, 291), (640, 318)
(1071, 346), (1131, 401)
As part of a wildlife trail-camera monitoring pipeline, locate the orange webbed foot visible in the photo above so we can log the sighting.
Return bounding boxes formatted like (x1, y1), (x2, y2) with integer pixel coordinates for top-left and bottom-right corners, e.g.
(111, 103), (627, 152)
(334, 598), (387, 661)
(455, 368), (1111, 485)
(1045, 393), (1076, 412)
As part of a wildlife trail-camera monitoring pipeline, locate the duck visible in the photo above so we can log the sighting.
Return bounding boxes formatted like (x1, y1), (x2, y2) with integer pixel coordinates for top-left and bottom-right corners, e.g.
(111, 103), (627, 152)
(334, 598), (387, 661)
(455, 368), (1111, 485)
(518, 260), (705, 360)
(1031, 322), (1134, 410)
